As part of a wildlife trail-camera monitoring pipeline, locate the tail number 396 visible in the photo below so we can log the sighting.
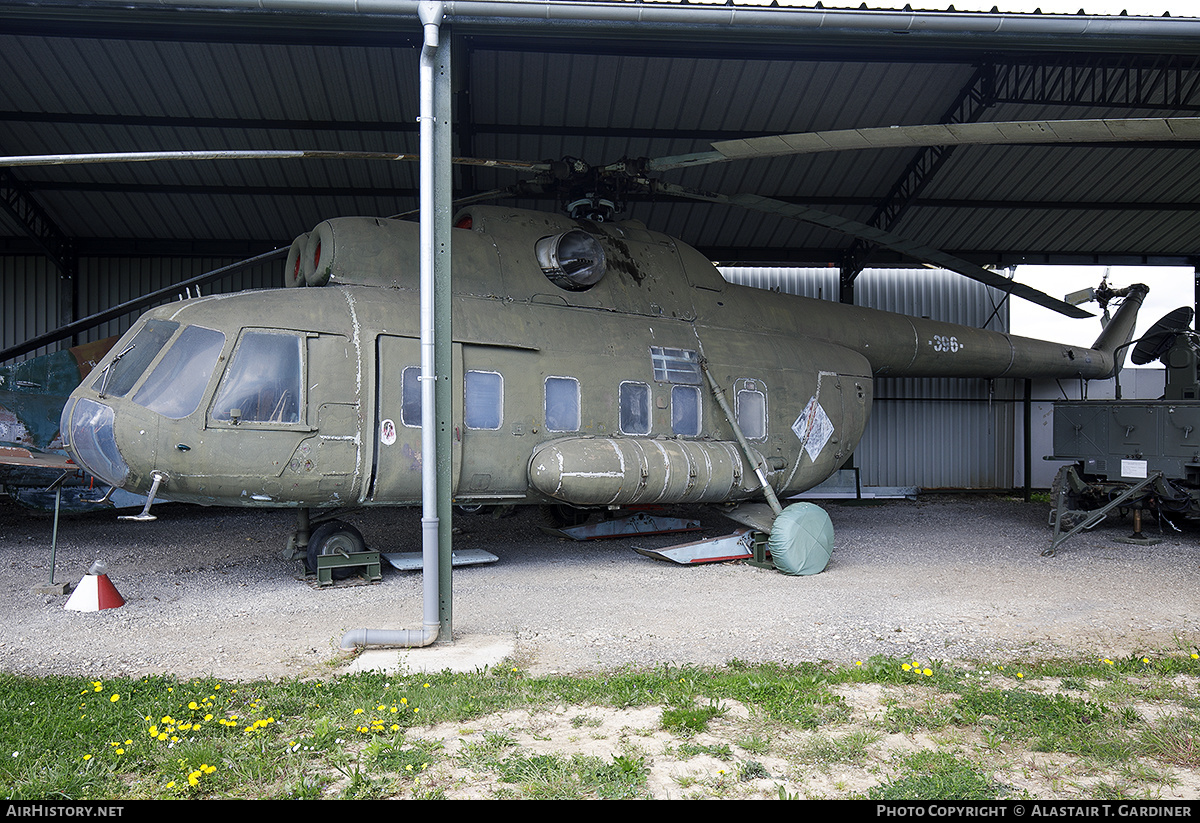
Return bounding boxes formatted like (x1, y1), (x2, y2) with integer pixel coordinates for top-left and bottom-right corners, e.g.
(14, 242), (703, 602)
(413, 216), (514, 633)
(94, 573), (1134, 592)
(931, 335), (961, 353)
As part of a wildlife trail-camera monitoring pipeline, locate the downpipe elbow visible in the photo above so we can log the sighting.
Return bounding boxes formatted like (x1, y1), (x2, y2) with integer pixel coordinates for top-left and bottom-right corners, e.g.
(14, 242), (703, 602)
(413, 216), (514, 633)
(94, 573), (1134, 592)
(339, 624), (440, 651)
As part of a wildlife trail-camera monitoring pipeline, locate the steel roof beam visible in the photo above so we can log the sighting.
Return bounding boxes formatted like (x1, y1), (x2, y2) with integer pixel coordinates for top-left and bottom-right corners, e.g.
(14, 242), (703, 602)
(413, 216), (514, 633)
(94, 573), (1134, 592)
(0, 168), (72, 274)
(838, 55), (1200, 290)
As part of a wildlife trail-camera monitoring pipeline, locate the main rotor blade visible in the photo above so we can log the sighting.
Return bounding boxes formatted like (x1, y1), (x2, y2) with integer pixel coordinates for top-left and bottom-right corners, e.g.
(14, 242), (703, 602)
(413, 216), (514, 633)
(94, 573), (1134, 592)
(648, 117), (1200, 171)
(657, 182), (1092, 319)
(0, 149), (552, 174)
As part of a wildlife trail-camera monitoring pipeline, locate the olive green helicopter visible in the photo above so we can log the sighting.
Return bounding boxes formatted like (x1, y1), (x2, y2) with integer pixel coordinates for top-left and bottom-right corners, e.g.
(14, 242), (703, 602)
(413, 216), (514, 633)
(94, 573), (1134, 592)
(9, 116), (1187, 572)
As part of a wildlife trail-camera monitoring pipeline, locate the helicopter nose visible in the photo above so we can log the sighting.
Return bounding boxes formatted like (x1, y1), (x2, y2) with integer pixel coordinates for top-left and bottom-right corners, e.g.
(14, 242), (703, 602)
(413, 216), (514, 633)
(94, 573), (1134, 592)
(61, 396), (130, 488)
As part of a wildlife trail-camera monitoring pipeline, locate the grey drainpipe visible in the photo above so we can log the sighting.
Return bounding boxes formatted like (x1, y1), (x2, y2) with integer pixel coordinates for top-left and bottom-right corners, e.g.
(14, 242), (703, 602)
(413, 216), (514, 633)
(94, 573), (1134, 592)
(340, 0), (444, 651)
(10, 2), (1200, 49)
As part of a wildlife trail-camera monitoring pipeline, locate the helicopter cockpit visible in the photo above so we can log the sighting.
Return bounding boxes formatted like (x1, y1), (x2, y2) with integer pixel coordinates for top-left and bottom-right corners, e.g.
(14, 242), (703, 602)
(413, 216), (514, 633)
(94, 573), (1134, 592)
(61, 283), (363, 510)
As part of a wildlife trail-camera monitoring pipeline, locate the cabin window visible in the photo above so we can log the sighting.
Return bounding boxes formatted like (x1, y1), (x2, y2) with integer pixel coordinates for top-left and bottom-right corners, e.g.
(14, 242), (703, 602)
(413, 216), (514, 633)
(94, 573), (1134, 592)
(671, 385), (702, 436)
(735, 383), (767, 440)
(651, 347), (701, 384)
(401, 366), (422, 427)
(92, 318), (179, 398)
(212, 331), (303, 425)
(132, 325), (226, 419)
(544, 376), (580, 432)
(465, 370), (503, 430)
(619, 381), (651, 435)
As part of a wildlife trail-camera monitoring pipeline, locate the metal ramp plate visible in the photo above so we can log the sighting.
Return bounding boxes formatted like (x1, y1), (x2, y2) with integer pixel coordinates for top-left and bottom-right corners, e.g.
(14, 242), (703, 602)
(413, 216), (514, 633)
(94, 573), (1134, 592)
(634, 528), (758, 565)
(381, 549), (499, 571)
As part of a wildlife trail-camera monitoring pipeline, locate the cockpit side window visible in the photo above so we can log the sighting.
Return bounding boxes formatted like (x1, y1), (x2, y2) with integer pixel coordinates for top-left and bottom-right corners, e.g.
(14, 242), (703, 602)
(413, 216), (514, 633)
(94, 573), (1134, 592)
(211, 331), (303, 425)
(92, 318), (179, 398)
(131, 326), (226, 419)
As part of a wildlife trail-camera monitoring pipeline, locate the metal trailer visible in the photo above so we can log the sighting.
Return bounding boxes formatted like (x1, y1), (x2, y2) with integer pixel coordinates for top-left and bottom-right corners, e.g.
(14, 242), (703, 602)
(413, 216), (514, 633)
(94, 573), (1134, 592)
(1049, 307), (1200, 553)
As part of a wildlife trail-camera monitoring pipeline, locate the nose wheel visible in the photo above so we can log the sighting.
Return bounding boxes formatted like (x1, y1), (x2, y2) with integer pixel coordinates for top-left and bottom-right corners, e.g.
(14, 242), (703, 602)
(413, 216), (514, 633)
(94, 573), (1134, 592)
(306, 520), (367, 580)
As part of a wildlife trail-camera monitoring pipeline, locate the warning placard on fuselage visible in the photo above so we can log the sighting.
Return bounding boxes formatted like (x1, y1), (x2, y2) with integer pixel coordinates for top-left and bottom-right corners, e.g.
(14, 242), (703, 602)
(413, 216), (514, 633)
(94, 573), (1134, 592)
(792, 397), (834, 462)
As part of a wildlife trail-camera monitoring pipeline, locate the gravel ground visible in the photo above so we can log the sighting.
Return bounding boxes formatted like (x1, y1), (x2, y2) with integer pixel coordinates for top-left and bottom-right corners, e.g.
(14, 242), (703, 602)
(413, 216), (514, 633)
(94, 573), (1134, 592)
(2, 493), (1199, 682)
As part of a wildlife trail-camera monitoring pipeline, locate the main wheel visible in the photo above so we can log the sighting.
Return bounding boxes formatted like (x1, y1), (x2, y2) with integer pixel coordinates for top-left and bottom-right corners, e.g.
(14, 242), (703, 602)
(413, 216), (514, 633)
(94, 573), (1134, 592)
(306, 520), (366, 579)
(542, 504), (592, 529)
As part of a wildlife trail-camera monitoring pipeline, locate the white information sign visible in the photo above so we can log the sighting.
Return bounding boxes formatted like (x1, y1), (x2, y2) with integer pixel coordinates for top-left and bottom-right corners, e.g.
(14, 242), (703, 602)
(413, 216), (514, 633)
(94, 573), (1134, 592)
(1120, 459), (1148, 479)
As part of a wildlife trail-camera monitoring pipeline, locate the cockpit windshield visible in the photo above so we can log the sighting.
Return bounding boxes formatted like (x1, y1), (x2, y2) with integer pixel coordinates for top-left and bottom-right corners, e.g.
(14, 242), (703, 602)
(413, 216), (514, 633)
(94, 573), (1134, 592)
(92, 318), (179, 398)
(211, 331), (302, 425)
(131, 325), (226, 419)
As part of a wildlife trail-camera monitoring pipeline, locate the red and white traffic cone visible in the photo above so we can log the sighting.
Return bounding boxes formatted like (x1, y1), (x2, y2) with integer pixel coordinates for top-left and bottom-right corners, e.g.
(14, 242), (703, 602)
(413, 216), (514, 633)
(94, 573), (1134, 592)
(64, 561), (125, 611)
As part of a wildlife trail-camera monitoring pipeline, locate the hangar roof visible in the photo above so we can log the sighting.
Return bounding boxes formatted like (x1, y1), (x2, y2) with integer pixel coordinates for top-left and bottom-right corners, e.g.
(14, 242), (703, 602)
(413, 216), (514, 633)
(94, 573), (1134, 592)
(3, 0), (1200, 306)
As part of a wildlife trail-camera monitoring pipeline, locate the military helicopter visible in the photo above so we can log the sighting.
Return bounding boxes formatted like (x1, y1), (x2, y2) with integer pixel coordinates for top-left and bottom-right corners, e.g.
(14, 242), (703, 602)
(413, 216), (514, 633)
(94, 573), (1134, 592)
(13, 115), (1182, 571)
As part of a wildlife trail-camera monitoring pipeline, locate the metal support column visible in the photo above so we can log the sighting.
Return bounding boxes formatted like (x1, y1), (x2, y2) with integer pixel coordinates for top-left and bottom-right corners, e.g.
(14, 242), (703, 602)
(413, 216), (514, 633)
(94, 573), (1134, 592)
(432, 24), (454, 641)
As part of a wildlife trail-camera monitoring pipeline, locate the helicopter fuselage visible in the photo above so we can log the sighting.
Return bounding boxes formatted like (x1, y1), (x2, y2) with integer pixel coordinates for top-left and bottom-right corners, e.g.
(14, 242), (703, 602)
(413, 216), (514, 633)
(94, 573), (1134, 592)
(59, 206), (1135, 511)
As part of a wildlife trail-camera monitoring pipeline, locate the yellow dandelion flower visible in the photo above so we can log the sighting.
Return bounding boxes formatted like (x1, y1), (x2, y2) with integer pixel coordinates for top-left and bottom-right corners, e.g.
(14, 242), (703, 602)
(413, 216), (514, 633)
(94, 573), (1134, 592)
(110, 694), (120, 703)
(902, 663), (912, 671)
(82, 754), (92, 761)
(189, 701), (199, 710)
(166, 781), (175, 789)
(922, 669), (932, 677)
(423, 683), (430, 688)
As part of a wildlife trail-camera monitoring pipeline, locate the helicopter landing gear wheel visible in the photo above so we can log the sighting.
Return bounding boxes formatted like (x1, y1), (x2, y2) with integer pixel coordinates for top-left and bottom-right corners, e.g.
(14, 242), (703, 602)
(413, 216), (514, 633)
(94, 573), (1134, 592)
(542, 504), (591, 529)
(306, 520), (366, 580)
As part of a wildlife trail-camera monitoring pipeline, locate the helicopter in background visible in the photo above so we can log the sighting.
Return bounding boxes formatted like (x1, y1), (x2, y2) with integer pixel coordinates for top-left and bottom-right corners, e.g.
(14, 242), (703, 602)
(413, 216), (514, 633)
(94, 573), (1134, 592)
(0, 336), (145, 512)
(14, 116), (1175, 570)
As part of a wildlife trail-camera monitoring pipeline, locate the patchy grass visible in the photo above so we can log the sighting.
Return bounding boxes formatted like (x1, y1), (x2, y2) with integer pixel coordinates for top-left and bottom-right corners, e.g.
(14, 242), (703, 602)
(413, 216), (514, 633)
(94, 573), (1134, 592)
(2, 653), (1200, 799)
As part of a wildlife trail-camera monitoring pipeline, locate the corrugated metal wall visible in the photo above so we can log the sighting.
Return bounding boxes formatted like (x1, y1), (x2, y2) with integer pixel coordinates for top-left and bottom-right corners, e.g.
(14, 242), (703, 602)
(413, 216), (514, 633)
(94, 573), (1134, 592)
(2, 255), (281, 364)
(1, 256), (58, 360)
(719, 266), (1017, 491)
